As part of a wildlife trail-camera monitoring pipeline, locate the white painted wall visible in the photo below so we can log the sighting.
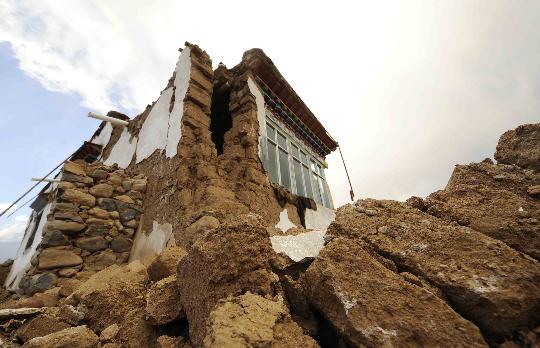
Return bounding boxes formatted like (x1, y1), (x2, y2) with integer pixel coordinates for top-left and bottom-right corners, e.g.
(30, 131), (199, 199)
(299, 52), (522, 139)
(4, 203), (51, 290)
(305, 203), (335, 231)
(270, 230), (326, 262)
(270, 203), (335, 262)
(275, 209), (296, 233)
(103, 127), (138, 169)
(102, 46), (192, 167)
(129, 221), (175, 265)
(165, 48), (191, 158)
(135, 87), (174, 162)
(247, 77), (268, 166)
(90, 122), (113, 148)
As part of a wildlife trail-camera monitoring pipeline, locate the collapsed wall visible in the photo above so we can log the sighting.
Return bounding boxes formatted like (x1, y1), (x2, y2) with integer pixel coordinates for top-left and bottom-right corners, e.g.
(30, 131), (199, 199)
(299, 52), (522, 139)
(6, 42), (336, 300)
(5, 160), (146, 294)
(93, 43), (333, 262)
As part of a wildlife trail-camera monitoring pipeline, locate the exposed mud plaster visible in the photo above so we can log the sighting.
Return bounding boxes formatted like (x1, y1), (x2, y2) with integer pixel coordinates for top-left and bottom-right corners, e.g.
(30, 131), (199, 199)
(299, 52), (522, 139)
(90, 122), (113, 149)
(305, 204), (335, 231)
(275, 209), (296, 232)
(247, 77), (267, 165)
(5, 203), (51, 290)
(270, 230), (325, 262)
(129, 221), (174, 265)
(104, 127), (138, 169)
(165, 46), (191, 158)
(136, 47), (191, 162)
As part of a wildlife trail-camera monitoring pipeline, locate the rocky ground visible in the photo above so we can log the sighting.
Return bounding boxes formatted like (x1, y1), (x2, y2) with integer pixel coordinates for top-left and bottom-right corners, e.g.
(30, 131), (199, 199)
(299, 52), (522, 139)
(0, 124), (538, 347)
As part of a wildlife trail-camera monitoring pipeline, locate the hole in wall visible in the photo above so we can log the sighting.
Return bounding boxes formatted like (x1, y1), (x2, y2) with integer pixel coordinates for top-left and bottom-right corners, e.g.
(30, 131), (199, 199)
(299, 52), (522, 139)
(210, 83), (232, 155)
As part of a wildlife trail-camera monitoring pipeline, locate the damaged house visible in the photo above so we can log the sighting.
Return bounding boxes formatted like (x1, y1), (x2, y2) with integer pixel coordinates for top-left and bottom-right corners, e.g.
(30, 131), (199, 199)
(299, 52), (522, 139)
(5, 43), (338, 293)
(1, 42), (539, 347)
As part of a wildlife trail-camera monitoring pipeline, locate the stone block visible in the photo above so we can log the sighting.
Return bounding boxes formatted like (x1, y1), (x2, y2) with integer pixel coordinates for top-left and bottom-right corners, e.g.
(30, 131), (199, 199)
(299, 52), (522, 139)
(61, 189), (96, 207)
(110, 236), (132, 252)
(42, 230), (70, 247)
(90, 183), (114, 198)
(76, 236), (108, 252)
(97, 198), (116, 211)
(91, 169), (109, 180)
(38, 249), (83, 270)
(46, 220), (86, 234)
(61, 173), (94, 185)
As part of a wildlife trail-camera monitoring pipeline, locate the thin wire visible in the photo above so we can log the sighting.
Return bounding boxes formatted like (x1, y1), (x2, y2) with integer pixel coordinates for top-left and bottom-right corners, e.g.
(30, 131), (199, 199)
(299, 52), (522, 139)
(0, 154), (71, 218)
(338, 145), (355, 201)
(7, 193), (40, 218)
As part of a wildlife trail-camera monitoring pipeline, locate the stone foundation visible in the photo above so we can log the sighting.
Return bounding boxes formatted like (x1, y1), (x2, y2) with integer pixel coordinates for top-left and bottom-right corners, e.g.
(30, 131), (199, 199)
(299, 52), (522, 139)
(16, 160), (145, 295)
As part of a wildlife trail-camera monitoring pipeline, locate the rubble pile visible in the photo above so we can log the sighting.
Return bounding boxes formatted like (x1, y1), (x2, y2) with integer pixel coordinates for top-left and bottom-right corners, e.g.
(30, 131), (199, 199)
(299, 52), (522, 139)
(0, 39), (538, 347)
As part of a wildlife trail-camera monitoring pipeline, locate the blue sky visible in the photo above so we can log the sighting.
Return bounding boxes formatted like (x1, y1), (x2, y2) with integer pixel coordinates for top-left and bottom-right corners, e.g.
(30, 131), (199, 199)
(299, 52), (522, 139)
(0, 0), (539, 261)
(0, 42), (97, 259)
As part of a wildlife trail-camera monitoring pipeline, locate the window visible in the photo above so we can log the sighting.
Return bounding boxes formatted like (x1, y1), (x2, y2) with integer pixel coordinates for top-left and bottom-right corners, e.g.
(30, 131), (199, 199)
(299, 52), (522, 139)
(278, 148), (291, 189)
(291, 144), (304, 196)
(263, 116), (333, 208)
(266, 140), (279, 183)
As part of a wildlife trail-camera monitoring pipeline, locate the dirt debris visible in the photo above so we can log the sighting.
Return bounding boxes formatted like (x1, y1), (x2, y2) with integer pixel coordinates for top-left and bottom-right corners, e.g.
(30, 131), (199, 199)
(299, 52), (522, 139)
(177, 220), (279, 346)
(21, 325), (99, 348)
(203, 292), (317, 348)
(495, 123), (540, 171)
(302, 237), (487, 347)
(328, 199), (540, 343)
(425, 160), (540, 260)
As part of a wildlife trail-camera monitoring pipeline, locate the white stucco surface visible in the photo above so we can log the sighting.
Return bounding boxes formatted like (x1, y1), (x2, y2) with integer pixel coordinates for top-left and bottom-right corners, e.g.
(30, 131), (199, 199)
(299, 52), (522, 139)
(99, 47), (191, 167)
(135, 87), (174, 162)
(305, 204), (336, 231)
(165, 46), (191, 158)
(270, 230), (326, 262)
(90, 122), (113, 148)
(129, 221), (174, 265)
(247, 77), (268, 164)
(104, 127), (138, 169)
(5, 203), (51, 290)
(136, 47), (191, 162)
(275, 209), (296, 232)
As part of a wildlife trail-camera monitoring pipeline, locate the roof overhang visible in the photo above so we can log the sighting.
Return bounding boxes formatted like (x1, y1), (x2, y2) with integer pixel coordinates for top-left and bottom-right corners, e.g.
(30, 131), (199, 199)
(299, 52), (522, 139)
(233, 49), (338, 156)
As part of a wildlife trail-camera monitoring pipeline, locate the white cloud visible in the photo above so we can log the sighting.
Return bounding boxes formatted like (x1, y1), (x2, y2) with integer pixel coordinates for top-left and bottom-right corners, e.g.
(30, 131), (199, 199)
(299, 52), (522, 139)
(0, 214), (28, 242)
(0, 203), (16, 215)
(1, 0), (539, 207)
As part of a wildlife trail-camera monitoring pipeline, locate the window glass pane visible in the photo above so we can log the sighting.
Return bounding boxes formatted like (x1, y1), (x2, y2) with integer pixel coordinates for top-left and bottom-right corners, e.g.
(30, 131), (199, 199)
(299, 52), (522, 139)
(266, 124), (275, 140)
(317, 164), (324, 177)
(279, 149), (291, 189)
(291, 144), (299, 159)
(311, 173), (322, 204)
(293, 159), (304, 196)
(322, 179), (331, 208)
(319, 178), (330, 208)
(318, 177), (326, 207)
(277, 132), (287, 149)
(300, 151), (308, 164)
(310, 160), (317, 172)
(302, 164), (313, 198)
(267, 140), (279, 184)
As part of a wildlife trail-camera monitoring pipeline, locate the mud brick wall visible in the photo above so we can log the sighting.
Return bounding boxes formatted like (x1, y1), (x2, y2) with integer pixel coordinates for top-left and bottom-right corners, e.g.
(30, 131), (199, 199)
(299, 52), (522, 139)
(19, 160), (145, 295)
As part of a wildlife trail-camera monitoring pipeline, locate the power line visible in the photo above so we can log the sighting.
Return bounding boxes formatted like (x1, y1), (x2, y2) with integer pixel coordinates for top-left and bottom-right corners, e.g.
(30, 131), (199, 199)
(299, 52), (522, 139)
(0, 154), (72, 219)
(338, 145), (355, 202)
